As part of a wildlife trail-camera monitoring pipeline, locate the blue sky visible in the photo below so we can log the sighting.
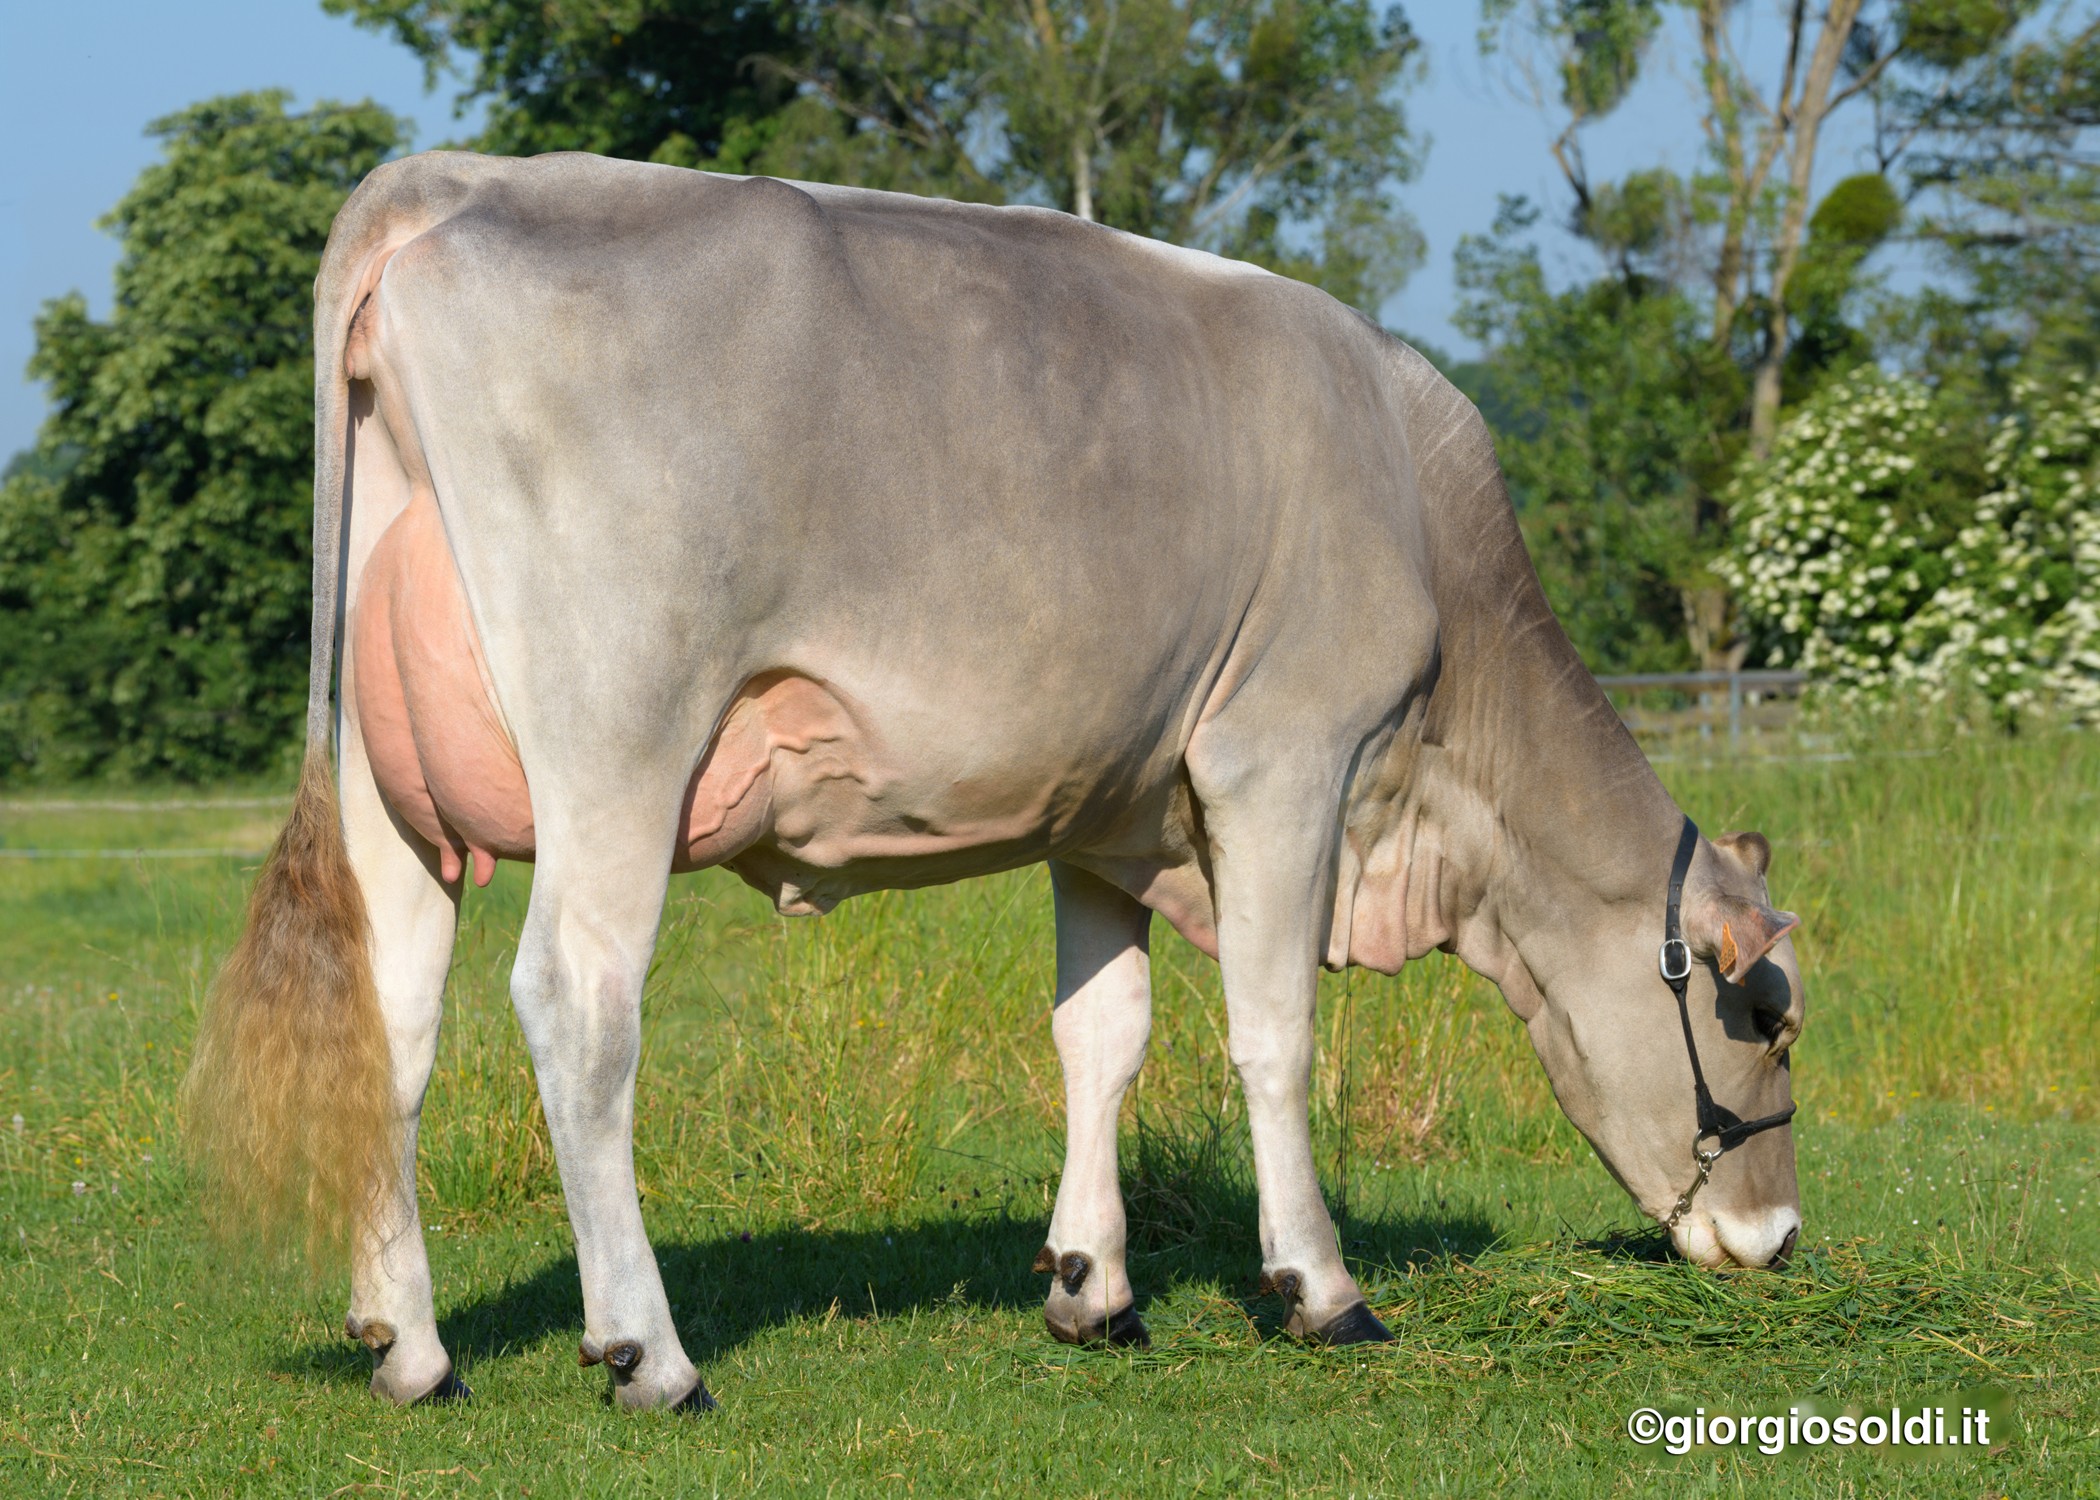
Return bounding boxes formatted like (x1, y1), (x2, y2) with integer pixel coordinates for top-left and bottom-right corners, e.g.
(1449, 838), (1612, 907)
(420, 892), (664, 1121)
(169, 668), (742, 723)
(0, 1), (1885, 462)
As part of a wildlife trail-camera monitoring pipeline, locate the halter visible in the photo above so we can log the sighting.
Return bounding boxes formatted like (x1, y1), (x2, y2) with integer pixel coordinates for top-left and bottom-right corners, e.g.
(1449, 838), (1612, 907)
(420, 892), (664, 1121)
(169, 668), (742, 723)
(1658, 818), (1796, 1230)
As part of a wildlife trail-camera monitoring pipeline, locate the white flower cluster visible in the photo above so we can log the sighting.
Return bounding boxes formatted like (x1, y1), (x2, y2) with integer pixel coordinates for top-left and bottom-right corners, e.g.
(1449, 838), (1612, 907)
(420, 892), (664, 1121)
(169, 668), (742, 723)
(1721, 368), (2100, 722)
(1717, 368), (1938, 694)
(1905, 375), (2100, 721)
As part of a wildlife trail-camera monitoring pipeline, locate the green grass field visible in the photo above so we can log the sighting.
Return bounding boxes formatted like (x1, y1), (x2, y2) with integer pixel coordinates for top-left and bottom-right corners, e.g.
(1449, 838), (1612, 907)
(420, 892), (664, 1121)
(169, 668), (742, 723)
(3, 728), (2097, 1495)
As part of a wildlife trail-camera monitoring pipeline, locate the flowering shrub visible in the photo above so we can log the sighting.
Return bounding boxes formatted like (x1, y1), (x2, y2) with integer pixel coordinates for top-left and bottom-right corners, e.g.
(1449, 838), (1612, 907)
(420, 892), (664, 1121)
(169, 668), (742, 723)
(1722, 369), (2100, 723)
(1717, 368), (1954, 693)
(1904, 376), (2100, 722)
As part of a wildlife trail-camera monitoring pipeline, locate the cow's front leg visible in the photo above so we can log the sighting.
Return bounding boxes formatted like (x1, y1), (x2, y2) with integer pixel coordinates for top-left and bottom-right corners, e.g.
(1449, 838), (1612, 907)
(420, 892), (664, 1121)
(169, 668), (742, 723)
(1198, 780), (1392, 1346)
(510, 828), (711, 1411)
(1036, 862), (1153, 1347)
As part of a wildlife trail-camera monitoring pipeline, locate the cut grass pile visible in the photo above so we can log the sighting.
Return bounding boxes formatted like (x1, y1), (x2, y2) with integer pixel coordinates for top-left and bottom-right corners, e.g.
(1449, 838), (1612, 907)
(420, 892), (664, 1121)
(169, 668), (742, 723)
(1, 724), (2095, 1494)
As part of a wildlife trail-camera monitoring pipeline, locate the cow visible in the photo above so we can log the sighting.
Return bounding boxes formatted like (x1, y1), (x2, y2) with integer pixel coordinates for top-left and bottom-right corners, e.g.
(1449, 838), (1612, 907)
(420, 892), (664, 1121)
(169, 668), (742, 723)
(185, 151), (1806, 1413)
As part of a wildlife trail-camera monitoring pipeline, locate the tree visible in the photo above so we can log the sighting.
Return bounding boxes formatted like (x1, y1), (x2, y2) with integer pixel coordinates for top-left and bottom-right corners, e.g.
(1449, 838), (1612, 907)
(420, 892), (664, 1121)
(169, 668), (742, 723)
(766, 0), (1426, 311)
(1459, 0), (2052, 670)
(322, 0), (804, 163)
(334, 0), (1429, 316)
(1481, 0), (2031, 455)
(0, 93), (407, 782)
(1880, 10), (2100, 403)
(1454, 195), (1744, 672)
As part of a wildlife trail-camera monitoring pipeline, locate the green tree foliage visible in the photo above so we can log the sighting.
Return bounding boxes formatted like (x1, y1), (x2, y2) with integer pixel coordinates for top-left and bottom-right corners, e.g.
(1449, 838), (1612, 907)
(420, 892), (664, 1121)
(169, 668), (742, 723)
(1454, 196), (1743, 673)
(1784, 171), (1903, 391)
(332, 0), (1428, 315)
(1462, 0), (2084, 671)
(0, 93), (406, 782)
(1884, 11), (2100, 402)
(322, 0), (803, 163)
(1477, 0), (1662, 217)
(768, 0), (1426, 311)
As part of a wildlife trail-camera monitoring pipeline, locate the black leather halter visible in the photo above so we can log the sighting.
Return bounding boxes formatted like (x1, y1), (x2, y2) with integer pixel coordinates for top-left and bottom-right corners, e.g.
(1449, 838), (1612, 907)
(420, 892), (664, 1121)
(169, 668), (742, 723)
(1659, 818), (1797, 1229)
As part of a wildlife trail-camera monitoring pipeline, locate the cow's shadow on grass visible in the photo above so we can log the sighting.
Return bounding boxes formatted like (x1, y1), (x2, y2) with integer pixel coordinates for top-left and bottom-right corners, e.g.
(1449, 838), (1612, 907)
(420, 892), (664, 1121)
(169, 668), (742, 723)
(289, 1142), (1507, 1387)
(400, 1176), (1502, 1376)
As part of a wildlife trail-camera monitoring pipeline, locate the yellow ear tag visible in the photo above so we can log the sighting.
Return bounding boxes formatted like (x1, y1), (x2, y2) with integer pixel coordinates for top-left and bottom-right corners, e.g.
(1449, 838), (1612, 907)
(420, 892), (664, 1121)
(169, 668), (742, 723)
(1717, 921), (1739, 978)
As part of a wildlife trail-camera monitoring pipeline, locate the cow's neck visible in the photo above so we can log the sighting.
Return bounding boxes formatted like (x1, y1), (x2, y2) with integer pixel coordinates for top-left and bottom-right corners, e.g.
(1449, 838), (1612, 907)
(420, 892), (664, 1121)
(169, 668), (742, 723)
(1401, 416), (1684, 1006)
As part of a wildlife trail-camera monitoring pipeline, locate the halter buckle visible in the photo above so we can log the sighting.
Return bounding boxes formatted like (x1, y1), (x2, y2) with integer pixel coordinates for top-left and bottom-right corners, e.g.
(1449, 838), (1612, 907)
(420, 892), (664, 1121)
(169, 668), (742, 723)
(1658, 937), (1692, 983)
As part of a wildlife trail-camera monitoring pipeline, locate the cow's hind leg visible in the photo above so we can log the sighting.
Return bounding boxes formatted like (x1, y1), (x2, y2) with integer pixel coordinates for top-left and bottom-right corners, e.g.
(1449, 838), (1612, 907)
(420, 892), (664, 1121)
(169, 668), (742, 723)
(1036, 862), (1153, 1347)
(339, 720), (466, 1403)
(509, 805), (710, 1411)
(1191, 764), (1393, 1346)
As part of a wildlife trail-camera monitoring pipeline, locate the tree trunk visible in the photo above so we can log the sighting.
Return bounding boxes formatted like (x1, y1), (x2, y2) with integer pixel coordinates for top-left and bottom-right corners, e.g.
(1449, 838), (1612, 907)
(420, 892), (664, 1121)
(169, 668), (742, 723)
(1700, 0), (1747, 346)
(1702, 0), (1802, 352)
(1748, 0), (1863, 458)
(1072, 132), (1094, 221)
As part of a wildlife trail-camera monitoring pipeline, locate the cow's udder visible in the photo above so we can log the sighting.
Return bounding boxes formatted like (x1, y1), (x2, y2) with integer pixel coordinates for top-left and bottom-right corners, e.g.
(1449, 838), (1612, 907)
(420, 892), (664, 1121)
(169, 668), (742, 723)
(352, 492), (534, 885)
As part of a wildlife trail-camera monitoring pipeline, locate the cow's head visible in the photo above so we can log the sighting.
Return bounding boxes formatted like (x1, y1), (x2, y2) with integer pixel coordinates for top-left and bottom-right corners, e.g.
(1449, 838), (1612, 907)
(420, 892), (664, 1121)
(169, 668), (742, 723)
(1509, 828), (1804, 1268)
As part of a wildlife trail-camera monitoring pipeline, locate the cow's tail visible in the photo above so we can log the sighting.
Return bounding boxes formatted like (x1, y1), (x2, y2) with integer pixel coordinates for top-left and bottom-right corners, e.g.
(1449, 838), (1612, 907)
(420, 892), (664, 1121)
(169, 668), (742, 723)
(182, 191), (405, 1268)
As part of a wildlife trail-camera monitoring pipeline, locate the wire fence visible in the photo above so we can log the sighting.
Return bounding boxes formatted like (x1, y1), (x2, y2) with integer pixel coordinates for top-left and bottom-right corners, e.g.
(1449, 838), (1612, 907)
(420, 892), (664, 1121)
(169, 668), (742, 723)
(1595, 669), (1810, 753)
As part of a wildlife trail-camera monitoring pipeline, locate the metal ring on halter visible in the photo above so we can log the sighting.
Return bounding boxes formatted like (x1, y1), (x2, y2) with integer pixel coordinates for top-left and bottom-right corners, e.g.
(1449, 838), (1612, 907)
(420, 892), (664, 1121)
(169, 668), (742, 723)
(1663, 1138), (1725, 1229)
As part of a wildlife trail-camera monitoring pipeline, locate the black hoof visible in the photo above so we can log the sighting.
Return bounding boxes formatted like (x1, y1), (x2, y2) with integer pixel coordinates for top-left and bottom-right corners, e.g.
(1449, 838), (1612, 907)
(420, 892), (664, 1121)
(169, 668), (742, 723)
(1314, 1300), (1393, 1347)
(673, 1380), (719, 1414)
(1105, 1304), (1151, 1350)
(417, 1366), (473, 1404)
(1046, 1301), (1150, 1349)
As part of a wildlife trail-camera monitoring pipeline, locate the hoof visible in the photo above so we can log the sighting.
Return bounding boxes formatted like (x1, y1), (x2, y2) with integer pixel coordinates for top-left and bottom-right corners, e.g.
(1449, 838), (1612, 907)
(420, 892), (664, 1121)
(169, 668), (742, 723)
(1104, 1304), (1152, 1349)
(673, 1380), (719, 1414)
(1262, 1271), (1391, 1345)
(349, 1314), (459, 1405)
(1044, 1300), (1150, 1349)
(1038, 1244), (1145, 1348)
(584, 1336), (704, 1410)
(1309, 1300), (1393, 1347)
(368, 1356), (469, 1407)
(417, 1366), (473, 1404)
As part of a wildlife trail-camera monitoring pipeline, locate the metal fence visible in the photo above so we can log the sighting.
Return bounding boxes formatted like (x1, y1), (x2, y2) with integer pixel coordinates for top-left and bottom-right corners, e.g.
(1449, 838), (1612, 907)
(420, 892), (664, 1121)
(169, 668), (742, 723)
(1594, 669), (1809, 751)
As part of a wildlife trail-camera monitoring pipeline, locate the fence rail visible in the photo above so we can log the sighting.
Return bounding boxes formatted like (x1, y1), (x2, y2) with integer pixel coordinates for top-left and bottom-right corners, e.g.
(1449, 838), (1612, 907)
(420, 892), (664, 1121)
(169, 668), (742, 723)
(1594, 669), (1809, 750)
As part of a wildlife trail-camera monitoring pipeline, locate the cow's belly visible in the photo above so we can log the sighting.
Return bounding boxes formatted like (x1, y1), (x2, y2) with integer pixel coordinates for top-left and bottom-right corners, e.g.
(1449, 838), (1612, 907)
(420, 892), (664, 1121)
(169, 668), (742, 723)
(349, 494), (1128, 900)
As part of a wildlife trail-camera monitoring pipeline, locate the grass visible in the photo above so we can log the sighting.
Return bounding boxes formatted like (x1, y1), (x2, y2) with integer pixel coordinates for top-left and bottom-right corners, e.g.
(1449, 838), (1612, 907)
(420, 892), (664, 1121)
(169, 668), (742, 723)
(2, 726), (2097, 1495)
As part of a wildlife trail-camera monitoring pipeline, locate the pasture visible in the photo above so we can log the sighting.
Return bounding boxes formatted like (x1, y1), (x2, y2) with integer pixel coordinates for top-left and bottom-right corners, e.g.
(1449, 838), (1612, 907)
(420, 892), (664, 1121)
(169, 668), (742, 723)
(2, 726), (2096, 1495)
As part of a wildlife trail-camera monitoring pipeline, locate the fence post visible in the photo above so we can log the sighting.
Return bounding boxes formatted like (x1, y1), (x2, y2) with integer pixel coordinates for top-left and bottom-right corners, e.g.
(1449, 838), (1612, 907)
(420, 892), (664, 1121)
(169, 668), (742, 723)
(1728, 671), (1742, 750)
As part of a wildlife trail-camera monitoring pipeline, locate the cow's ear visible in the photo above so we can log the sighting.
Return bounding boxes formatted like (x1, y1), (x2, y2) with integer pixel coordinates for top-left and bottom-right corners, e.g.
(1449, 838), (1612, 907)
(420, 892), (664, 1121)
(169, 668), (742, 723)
(1712, 829), (1772, 881)
(1689, 895), (1798, 986)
